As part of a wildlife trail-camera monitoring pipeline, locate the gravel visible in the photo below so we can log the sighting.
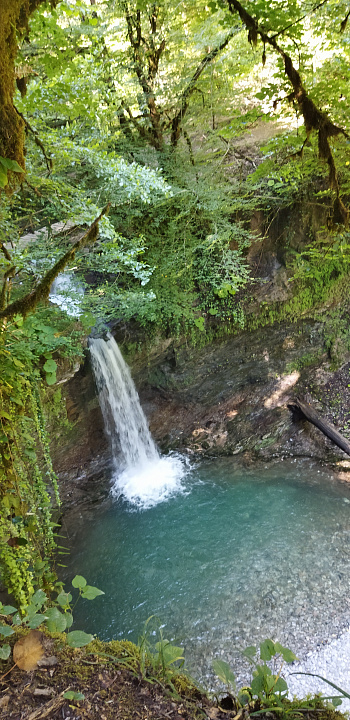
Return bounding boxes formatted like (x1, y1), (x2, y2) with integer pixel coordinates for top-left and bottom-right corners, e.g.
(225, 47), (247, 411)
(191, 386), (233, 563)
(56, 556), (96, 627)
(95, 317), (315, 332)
(285, 627), (350, 711)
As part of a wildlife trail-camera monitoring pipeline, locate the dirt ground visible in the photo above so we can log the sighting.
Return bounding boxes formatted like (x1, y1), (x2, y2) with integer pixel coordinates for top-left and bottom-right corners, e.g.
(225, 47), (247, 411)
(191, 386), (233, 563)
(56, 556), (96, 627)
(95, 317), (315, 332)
(0, 631), (216, 720)
(1, 630), (348, 720)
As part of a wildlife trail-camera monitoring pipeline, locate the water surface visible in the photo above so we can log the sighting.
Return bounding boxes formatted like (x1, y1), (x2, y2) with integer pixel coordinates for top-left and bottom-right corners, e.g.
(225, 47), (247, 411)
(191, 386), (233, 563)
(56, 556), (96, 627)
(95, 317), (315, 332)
(65, 458), (350, 686)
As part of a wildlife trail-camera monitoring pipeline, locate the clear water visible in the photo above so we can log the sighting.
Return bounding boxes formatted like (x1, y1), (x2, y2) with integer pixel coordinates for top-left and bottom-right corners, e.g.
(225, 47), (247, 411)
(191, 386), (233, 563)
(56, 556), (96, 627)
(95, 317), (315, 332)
(64, 457), (350, 687)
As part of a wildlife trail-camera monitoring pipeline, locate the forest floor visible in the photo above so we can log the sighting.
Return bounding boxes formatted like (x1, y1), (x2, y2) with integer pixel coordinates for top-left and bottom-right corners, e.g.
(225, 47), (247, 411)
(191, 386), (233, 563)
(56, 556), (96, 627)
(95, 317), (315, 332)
(0, 630), (347, 720)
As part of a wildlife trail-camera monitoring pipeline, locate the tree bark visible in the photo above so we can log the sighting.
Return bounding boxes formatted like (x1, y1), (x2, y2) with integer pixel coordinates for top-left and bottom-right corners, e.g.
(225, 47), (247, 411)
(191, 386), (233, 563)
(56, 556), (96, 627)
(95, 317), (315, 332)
(288, 398), (350, 456)
(0, 0), (53, 180)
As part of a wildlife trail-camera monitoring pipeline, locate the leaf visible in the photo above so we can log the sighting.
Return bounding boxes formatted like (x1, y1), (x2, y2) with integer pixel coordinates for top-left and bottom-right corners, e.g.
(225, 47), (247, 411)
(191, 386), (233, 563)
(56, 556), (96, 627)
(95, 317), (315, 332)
(0, 624), (14, 638)
(64, 690), (85, 701)
(238, 688), (252, 705)
(28, 614), (48, 629)
(251, 673), (266, 697)
(0, 410), (11, 420)
(2, 605), (17, 615)
(260, 639), (276, 661)
(57, 592), (72, 608)
(0, 644), (11, 660)
(65, 613), (74, 629)
(155, 641), (184, 666)
(242, 645), (257, 660)
(0, 157), (24, 173)
(31, 589), (48, 609)
(46, 372), (57, 386)
(81, 585), (105, 600)
(273, 676), (288, 694)
(66, 630), (93, 648)
(274, 642), (298, 663)
(212, 659), (236, 687)
(43, 359), (57, 373)
(0, 168), (8, 188)
(45, 607), (67, 633)
(194, 316), (205, 331)
(13, 630), (44, 671)
(72, 575), (87, 589)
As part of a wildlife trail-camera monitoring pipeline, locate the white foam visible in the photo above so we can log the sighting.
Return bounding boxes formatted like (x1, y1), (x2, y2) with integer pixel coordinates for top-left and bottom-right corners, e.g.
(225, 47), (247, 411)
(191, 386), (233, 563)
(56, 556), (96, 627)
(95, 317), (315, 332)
(90, 334), (189, 510)
(111, 454), (188, 510)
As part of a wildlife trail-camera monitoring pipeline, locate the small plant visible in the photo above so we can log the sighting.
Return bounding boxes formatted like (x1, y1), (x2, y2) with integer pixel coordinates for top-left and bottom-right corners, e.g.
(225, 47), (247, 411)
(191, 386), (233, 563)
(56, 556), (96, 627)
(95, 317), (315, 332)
(0, 574), (104, 662)
(242, 639), (298, 702)
(137, 615), (185, 692)
(213, 639), (298, 714)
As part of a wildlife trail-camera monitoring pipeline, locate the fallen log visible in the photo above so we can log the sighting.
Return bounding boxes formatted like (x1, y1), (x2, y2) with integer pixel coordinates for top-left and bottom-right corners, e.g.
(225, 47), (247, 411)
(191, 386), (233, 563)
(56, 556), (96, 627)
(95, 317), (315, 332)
(288, 398), (350, 457)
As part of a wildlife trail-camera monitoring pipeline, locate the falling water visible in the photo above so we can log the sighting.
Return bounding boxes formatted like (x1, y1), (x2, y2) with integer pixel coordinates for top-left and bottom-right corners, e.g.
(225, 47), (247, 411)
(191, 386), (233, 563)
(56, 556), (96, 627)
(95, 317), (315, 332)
(50, 272), (84, 317)
(89, 333), (186, 509)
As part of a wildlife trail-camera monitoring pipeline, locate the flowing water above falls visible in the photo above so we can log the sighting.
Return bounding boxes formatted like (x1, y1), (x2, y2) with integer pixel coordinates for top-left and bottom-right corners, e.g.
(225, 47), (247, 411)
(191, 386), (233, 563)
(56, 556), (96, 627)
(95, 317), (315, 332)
(65, 458), (350, 687)
(89, 334), (186, 508)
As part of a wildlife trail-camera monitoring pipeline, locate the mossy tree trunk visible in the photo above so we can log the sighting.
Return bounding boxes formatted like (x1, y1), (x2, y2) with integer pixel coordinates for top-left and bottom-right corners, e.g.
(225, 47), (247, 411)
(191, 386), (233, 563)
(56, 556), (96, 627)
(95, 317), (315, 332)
(0, 0), (51, 173)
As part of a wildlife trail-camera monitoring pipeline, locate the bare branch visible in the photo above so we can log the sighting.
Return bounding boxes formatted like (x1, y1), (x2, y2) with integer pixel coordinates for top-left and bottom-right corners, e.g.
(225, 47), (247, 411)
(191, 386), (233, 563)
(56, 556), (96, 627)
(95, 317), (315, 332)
(171, 27), (238, 147)
(14, 106), (53, 173)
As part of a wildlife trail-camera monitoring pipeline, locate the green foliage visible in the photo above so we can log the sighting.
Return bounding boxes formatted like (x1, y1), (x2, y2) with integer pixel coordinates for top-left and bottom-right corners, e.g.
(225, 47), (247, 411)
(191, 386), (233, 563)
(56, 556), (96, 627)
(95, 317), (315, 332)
(137, 616), (185, 688)
(213, 640), (298, 710)
(0, 157), (24, 189)
(0, 575), (104, 662)
(3, 0), (350, 617)
(212, 658), (236, 691)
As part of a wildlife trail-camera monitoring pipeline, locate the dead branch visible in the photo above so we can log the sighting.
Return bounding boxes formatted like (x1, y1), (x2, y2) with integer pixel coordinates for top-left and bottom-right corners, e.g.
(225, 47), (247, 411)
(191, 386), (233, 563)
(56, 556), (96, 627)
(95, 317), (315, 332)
(288, 397), (350, 456)
(24, 689), (70, 720)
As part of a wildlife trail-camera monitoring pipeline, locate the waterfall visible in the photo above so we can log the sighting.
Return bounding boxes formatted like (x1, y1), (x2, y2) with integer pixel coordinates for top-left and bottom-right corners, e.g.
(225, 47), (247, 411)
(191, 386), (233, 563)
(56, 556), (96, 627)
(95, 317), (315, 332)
(50, 272), (84, 317)
(89, 333), (186, 509)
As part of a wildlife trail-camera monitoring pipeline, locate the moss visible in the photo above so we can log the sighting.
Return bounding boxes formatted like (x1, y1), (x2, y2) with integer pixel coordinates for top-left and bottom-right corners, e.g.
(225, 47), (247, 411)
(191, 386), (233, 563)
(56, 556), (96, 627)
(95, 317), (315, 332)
(0, 0), (56, 177)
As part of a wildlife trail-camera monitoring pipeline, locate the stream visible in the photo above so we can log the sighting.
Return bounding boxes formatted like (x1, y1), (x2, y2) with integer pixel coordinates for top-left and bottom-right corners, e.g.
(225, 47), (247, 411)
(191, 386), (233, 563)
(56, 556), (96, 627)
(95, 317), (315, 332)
(64, 456), (350, 688)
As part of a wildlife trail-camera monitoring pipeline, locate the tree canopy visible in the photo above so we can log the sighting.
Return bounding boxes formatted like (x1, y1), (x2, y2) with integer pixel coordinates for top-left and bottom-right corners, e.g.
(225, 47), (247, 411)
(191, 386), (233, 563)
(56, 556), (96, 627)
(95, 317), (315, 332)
(1, 0), (350, 605)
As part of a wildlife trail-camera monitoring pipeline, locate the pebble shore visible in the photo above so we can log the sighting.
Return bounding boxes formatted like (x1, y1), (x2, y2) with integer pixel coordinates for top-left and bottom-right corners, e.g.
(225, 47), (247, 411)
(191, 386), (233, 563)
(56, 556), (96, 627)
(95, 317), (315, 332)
(285, 628), (350, 711)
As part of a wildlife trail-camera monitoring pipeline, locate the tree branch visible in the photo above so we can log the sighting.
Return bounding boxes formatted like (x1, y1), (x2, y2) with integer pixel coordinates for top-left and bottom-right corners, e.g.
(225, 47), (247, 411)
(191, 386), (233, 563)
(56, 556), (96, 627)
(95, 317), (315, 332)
(227, 0), (349, 223)
(0, 204), (110, 321)
(14, 106), (53, 173)
(121, 1), (165, 148)
(170, 27), (238, 147)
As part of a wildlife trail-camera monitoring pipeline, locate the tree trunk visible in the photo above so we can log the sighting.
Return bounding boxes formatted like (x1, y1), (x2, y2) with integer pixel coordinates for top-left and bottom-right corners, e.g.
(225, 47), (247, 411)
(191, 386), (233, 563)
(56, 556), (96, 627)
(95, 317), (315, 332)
(288, 398), (350, 456)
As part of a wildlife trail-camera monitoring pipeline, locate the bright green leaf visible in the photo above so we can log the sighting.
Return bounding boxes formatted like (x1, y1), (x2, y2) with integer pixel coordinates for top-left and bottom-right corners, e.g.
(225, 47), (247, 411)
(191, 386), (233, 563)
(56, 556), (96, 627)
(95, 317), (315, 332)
(0, 644), (11, 660)
(45, 607), (67, 633)
(66, 630), (93, 648)
(81, 585), (104, 600)
(72, 575), (87, 589)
